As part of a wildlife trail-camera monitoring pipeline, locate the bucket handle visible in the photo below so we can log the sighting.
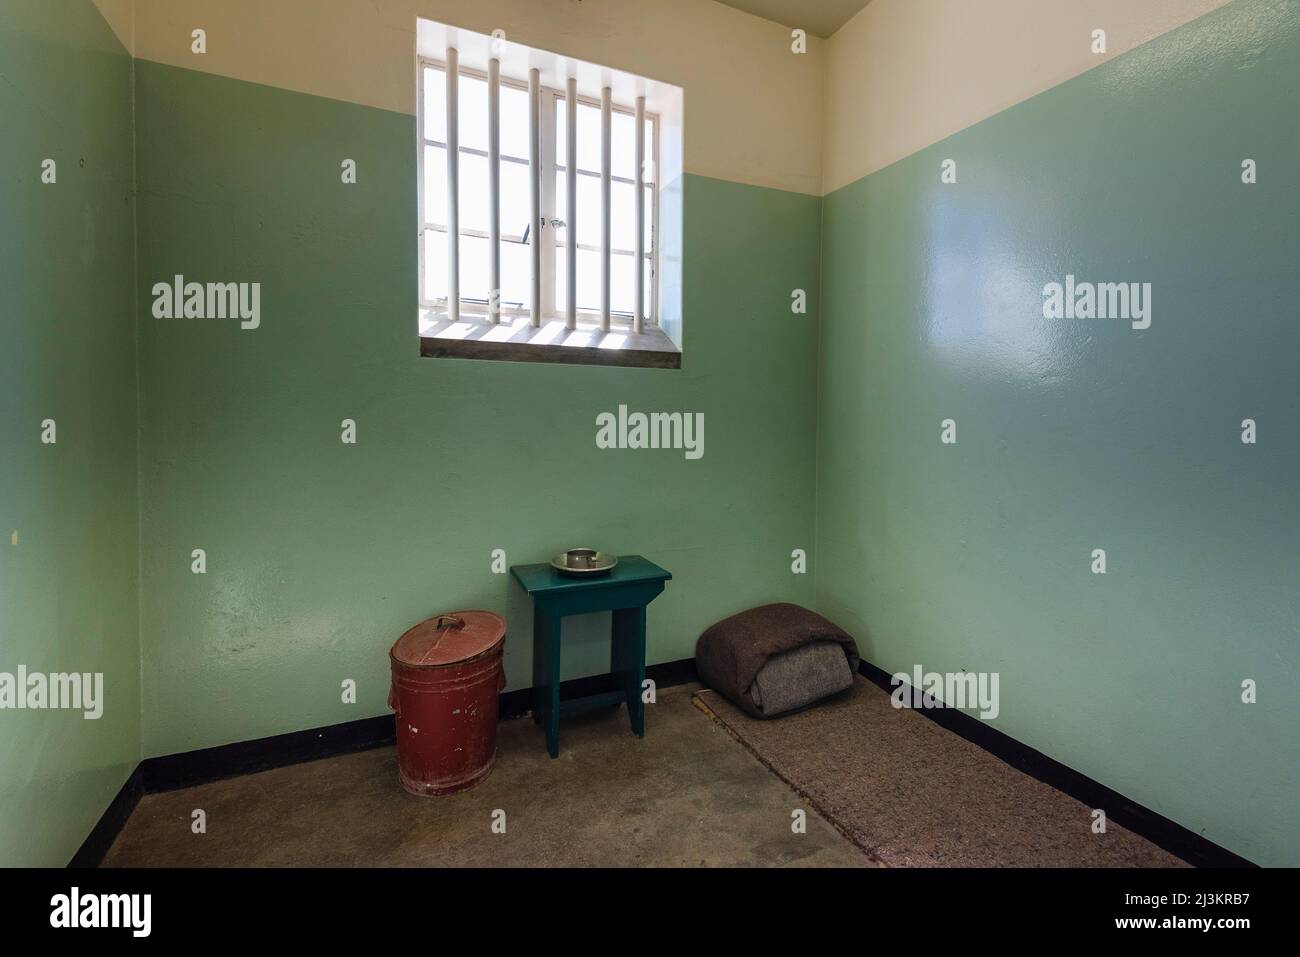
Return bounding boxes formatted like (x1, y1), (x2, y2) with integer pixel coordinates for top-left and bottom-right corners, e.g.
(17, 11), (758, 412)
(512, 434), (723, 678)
(391, 616), (472, 714)
(431, 614), (466, 654)
(436, 615), (466, 630)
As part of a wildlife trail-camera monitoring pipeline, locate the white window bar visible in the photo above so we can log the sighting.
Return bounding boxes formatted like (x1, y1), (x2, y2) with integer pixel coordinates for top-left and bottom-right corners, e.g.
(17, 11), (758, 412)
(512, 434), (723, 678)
(416, 63), (427, 321)
(634, 95), (645, 336)
(529, 68), (541, 328)
(445, 47), (460, 323)
(539, 84), (557, 325)
(565, 75), (578, 331)
(600, 86), (612, 332)
(488, 57), (501, 324)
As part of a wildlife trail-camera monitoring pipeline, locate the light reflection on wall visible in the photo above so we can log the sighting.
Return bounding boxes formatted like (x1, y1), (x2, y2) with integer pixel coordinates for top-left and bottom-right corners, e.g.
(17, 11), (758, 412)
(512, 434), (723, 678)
(921, 191), (1067, 384)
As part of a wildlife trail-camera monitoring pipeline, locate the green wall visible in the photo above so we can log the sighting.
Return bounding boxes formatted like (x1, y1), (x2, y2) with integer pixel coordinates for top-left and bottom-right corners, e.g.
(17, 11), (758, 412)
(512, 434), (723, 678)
(0, 1), (140, 866)
(133, 61), (820, 756)
(815, 0), (1299, 867)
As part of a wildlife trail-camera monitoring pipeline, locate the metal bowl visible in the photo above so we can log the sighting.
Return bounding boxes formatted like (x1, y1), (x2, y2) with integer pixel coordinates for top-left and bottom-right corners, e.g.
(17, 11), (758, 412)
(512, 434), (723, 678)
(551, 548), (618, 577)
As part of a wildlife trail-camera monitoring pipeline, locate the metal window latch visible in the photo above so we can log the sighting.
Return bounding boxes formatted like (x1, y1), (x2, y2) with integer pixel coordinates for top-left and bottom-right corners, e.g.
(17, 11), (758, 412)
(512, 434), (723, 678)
(549, 218), (565, 228)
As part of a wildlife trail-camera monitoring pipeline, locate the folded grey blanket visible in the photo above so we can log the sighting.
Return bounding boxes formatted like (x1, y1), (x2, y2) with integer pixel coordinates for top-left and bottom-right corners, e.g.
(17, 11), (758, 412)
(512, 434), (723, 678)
(751, 641), (855, 717)
(695, 603), (860, 718)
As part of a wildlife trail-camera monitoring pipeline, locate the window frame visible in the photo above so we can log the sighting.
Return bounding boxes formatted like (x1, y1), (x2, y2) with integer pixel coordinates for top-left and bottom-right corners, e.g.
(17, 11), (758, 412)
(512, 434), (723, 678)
(417, 56), (660, 329)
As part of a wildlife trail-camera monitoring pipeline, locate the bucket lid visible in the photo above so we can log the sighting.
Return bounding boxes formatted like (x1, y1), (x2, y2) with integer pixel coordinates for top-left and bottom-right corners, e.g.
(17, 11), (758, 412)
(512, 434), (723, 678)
(391, 610), (506, 668)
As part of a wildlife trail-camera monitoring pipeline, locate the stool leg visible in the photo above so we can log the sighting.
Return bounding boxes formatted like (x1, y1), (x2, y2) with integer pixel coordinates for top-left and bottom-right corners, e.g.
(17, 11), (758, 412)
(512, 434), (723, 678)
(533, 610), (562, 758)
(612, 606), (647, 737)
(531, 608), (545, 725)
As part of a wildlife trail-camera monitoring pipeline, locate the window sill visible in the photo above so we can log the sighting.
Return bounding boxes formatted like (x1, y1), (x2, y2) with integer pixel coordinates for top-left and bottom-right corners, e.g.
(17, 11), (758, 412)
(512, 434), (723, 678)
(418, 313), (681, 370)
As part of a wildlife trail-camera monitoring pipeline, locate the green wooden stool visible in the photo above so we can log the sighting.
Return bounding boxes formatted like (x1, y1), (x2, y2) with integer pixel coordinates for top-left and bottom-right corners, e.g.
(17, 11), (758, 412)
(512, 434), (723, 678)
(510, 556), (671, 758)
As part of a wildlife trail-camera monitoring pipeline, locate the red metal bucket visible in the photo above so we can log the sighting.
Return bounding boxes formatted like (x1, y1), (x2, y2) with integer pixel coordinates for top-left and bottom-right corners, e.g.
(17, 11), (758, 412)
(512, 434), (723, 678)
(389, 610), (507, 796)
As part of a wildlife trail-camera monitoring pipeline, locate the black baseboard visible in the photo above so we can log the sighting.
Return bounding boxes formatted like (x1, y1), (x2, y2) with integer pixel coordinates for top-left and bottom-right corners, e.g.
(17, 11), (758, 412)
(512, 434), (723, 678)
(71, 657), (699, 866)
(68, 766), (144, 869)
(139, 713), (400, 794)
(856, 660), (1255, 869)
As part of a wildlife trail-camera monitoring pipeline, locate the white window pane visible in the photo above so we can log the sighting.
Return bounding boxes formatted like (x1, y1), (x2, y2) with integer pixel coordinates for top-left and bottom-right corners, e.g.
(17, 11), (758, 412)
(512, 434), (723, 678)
(555, 247), (601, 312)
(500, 239), (532, 311)
(555, 98), (601, 172)
(576, 101), (601, 172)
(459, 234), (491, 303)
(458, 75), (489, 153)
(555, 99), (566, 167)
(423, 144), (447, 225)
(555, 245), (566, 311)
(554, 171), (565, 244)
(553, 98), (603, 171)
(553, 171), (564, 247)
(499, 84), (530, 159)
(611, 252), (635, 315)
(611, 110), (635, 180)
(555, 171), (601, 246)
(577, 248), (601, 312)
(500, 160), (531, 239)
(611, 180), (636, 250)
(644, 185), (654, 252)
(423, 230), (447, 303)
(423, 67), (446, 142)
(557, 173), (617, 250)
(576, 175), (601, 247)
(458, 155), (531, 238)
(644, 118), (655, 182)
(458, 151), (491, 234)
(643, 256), (652, 318)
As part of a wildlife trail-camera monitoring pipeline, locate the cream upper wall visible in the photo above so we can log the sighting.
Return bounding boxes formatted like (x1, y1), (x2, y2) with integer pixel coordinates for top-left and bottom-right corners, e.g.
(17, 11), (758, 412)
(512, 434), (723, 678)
(92, 0), (135, 52)
(823, 0), (1233, 194)
(104, 0), (1231, 197)
(130, 0), (824, 195)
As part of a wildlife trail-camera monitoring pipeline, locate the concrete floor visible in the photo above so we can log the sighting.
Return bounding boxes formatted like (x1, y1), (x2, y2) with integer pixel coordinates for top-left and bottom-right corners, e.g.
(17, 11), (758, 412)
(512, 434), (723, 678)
(103, 684), (872, 867)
